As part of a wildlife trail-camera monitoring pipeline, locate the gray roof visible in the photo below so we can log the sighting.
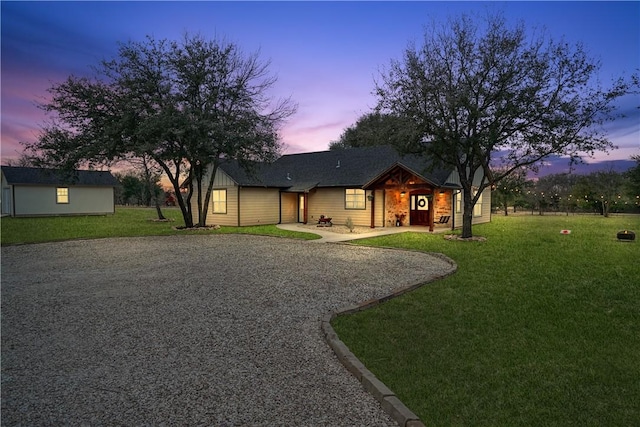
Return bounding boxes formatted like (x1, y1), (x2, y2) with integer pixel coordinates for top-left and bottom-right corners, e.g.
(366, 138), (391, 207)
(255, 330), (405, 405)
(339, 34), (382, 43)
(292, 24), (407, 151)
(219, 145), (455, 190)
(1, 166), (119, 187)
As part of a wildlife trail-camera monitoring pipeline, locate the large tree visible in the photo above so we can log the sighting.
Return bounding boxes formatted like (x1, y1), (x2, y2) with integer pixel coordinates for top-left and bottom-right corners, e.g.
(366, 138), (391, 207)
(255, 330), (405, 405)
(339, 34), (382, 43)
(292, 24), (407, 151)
(376, 13), (631, 237)
(26, 34), (295, 227)
(329, 112), (420, 151)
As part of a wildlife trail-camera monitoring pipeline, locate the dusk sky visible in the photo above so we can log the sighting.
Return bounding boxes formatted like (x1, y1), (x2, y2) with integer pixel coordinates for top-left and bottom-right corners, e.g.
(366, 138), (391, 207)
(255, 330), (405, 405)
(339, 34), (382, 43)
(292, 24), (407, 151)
(2, 1), (639, 170)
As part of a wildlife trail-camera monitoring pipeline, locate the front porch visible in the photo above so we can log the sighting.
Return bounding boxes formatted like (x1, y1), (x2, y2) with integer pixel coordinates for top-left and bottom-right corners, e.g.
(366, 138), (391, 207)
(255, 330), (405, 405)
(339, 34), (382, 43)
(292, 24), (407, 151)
(364, 164), (455, 231)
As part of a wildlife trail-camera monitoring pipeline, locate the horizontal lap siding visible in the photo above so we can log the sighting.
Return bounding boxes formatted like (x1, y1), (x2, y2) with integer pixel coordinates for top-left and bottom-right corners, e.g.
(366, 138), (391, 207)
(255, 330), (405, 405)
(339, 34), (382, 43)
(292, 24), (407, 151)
(239, 188), (280, 226)
(202, 186), (239, 226)
(280, 193), (297, 223)
(194, 169), (239, 226)
(13, 186), (114, 216)
(452, 186), (492, 227)
(308, 188), (380, 227)
(473, 187), (492, 224)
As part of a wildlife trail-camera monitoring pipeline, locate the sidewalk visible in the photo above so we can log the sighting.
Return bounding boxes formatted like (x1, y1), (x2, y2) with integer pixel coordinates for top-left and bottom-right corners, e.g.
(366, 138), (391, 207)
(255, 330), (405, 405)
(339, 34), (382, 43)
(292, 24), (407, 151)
(276, 223), (450, 243)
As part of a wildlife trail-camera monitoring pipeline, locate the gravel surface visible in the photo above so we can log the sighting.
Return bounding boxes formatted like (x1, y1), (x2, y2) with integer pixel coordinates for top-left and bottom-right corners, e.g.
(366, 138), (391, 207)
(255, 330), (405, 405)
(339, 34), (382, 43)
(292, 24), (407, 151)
(1, 235), (454, 426)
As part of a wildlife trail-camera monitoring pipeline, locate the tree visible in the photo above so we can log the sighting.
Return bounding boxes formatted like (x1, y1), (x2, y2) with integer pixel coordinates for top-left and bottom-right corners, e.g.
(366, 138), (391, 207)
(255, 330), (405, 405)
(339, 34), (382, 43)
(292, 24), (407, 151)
(25, 34), (295, 227)
(376, 13), (631, 237)
(577, 169), (625, 217)
(491, 167), (527, 216)
(625, 155), (640, 205)
(114, 156), (166, 219)
(3, 153), (38, 167)
(329, 112), (420, 151)
(534, 173), (580, 215)
(114, 172), (145, 205)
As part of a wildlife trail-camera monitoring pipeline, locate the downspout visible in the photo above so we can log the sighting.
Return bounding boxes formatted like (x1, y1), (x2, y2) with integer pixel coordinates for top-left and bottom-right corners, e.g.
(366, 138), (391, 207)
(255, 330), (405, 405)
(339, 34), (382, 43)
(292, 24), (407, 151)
(452, 190), (460, 231)
(237, 186), (241, 226)
(369, 190), (375, 228)
(303, 192), (308, 224)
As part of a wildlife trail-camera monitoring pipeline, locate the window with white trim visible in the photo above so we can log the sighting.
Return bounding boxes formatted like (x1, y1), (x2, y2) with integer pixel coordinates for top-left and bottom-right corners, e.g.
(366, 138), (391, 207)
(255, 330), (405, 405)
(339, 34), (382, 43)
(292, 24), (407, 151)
(455, 192), (462, 213)
(473, 189), (483, 217)
(345, 189), (366, 209)
(56, 187), (69, 204)
(212, 189), (227, 214)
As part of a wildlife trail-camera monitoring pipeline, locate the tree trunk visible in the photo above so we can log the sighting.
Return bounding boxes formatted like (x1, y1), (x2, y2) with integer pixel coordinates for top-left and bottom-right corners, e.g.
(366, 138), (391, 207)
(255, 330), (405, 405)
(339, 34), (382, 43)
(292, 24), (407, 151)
(461, 189), (474, 238)
(154, 199), (166, 220)
(156, 158), (192, 228)
(200, 163), (219, 228)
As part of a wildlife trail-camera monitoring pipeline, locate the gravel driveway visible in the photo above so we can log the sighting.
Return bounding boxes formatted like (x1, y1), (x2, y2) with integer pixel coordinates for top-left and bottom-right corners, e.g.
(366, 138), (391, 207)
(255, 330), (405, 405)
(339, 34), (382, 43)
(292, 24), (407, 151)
(2, 235), (454, 426)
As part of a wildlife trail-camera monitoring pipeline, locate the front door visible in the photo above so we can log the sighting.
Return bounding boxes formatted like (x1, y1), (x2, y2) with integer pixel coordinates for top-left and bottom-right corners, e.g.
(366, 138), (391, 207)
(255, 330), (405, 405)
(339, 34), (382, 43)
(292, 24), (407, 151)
(409, 192), (431, 226)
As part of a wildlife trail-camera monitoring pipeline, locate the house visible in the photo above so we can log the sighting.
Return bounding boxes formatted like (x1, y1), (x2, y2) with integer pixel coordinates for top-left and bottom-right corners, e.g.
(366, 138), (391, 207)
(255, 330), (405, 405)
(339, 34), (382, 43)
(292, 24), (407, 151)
(1, 166), (119, 217)
(193, 146), (491, 231)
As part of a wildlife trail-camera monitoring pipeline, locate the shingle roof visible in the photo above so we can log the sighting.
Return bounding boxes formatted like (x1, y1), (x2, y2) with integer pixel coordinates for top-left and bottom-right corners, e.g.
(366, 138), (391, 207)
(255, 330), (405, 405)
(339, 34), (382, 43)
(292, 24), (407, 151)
(1, 166), (119, 186)
(219, 145), (454, 190)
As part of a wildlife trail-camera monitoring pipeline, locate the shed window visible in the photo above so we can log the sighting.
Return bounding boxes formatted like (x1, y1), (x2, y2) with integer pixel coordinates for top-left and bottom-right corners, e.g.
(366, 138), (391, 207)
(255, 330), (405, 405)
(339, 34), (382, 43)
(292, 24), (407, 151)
(56, 187), (69, 204)
(345, 189), (366, 210)
(212, 189), (227, 214)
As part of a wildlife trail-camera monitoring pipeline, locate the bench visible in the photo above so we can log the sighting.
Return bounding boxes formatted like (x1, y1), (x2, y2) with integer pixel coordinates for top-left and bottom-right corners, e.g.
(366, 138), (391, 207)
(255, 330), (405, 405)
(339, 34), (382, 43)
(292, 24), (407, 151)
(437, 215), (450, 224)
(317, 215), (333, 227)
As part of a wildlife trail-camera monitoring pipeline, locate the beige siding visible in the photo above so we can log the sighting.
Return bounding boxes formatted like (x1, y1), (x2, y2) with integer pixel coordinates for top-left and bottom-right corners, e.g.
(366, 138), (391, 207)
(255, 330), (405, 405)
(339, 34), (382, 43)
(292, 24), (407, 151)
(446, 168), (486, 187)
(280, 192), (298, 223)
(452, 186), (492, 227)
(10, 185), (114, 216)
(238, 188), (280, 226)
(307, 188), (381, 227)
(447, 168), (492, 227)
(474, 186), (492, 225)
(193, 169), (240, 226)
(194, 185), (240, 226)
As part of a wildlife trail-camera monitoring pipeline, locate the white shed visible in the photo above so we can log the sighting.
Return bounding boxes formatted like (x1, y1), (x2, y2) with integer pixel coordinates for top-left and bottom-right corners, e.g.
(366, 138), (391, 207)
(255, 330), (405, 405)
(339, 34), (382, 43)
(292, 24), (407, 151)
(1, 166), (118, 217)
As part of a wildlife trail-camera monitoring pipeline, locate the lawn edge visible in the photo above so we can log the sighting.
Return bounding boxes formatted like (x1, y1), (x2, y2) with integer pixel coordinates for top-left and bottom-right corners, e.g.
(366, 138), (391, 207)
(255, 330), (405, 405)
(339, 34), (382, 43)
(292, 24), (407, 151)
(322, 248), (457, 427)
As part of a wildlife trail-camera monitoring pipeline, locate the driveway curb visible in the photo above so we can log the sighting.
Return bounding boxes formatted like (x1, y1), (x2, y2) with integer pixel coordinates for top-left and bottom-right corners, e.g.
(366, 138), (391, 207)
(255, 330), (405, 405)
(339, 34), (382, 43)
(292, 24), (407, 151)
(321, 249), (457, 427)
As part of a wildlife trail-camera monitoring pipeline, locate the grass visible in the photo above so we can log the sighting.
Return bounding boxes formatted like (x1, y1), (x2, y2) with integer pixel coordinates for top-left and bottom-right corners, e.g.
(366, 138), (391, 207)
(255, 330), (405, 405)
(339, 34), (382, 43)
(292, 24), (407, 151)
(0, 207), (320, 245)
(3, 210), (638, 424)
(332, 214), (640, 426)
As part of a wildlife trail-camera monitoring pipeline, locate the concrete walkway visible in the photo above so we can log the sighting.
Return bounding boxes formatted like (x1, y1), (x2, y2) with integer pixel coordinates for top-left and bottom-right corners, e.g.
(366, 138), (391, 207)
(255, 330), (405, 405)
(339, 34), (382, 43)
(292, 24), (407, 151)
(277, 223), (450, 243)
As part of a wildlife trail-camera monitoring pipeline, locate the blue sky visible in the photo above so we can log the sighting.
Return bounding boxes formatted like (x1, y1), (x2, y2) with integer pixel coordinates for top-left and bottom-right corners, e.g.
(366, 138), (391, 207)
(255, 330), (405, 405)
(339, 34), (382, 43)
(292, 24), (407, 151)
(2, 1), (639, 170)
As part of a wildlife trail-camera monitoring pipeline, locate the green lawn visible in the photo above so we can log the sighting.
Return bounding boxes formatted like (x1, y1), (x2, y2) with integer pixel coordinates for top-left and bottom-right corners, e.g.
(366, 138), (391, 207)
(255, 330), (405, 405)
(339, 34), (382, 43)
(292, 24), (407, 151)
(333, 215), (640, 426)
(0, 207), (320, 245)
(3, 210), (638, 424)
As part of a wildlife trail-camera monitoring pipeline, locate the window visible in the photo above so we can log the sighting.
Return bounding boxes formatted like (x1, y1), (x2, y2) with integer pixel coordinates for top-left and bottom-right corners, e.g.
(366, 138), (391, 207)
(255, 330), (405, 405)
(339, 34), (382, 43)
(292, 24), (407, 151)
(212, 189), (227, 214)
(345, 189), (366, 209)
(474, 189), (483, 217)
(56, 187), (69, 204)
(455, 192), (462, 213)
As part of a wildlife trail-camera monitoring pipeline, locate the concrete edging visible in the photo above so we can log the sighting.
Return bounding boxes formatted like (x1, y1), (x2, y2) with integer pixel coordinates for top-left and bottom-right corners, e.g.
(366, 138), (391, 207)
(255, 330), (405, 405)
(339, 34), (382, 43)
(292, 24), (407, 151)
(321, 250), (457, 427)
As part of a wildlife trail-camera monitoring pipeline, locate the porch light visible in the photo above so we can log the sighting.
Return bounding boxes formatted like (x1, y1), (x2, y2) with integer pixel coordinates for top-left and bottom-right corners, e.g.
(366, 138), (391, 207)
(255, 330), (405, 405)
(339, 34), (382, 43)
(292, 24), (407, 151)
(400, 191), (406, 197)
(367, 194), (374, 201)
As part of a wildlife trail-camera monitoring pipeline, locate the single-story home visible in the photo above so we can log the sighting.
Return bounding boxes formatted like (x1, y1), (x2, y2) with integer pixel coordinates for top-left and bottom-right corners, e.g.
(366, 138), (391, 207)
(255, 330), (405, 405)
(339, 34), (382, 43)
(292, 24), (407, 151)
(1, 166), (119, 217)
(193, 145), (491, 231)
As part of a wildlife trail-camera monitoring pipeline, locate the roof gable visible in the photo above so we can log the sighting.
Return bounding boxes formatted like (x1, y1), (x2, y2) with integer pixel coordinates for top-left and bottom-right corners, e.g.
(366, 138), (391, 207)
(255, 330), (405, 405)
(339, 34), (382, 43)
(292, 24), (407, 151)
(1, 166), (119, 187)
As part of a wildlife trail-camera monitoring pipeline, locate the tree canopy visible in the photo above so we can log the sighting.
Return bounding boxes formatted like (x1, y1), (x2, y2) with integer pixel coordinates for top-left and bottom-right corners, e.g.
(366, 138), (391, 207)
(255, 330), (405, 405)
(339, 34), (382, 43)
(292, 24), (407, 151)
(26, 34), (296, 227)
(329, 112), (420, 152)
(375, 13), (632, 237)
